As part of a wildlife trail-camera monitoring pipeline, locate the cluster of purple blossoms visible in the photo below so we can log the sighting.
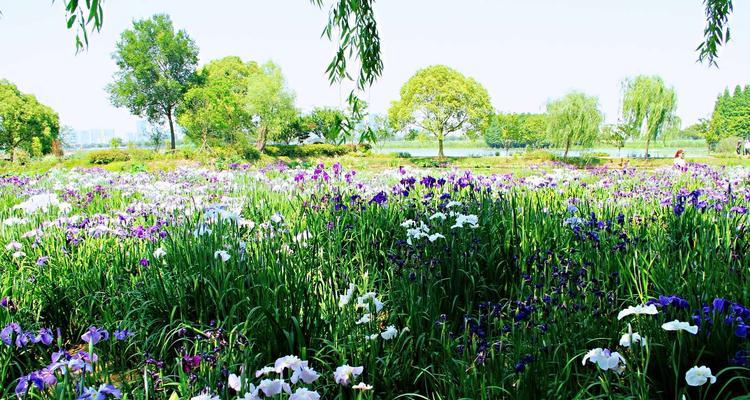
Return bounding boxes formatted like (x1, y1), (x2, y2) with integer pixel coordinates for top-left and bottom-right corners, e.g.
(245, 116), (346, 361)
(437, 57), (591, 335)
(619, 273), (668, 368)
(1, 323), (54, 348)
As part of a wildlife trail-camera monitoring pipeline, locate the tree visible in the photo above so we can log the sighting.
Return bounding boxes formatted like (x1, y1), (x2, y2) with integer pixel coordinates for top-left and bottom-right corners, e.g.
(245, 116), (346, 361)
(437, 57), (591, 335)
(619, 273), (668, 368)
(0, 80), (59, 161)
(621, 76), (678, 158)
(146, 124), (168, 151)
(388, 65), (492, 159)
(708, 85), (750, 147)
(307, 108), (346, 144)
(177, 57), (260, 149)
(600, 123), (633, 155)
(545, 92), (603, 158)
(109, 137), (124, 149)
(245, 61), (297, 151)
(107, 14), (199, 151)
(484, 113), (529, 154)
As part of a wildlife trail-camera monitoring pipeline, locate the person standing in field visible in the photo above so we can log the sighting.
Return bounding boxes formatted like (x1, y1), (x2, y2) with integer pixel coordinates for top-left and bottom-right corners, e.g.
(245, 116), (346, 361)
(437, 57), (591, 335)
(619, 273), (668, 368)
(674, 149), (686, 169)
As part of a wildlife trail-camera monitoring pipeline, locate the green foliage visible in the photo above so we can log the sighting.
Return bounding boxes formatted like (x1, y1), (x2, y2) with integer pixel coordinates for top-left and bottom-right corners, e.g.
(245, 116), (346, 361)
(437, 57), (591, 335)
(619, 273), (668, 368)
(0, 80), (60, 161)
(30, 137), (43, 158)
(245, 61), (298, 151)
(621, 75), (678, 157)
(600, 124), (630, 150)
(484, 113), (547, 151)
(546, 92), (604, 158)
(389, 65), (493, 158)
(178, 56), (260, 147)
(88, 149), (132, 164)
(680, 119), (710, 140)
(698, 0), (734, 66)
(107, 14), (199, 150)
(263, 144), (357, 157)
(708, 85), (750, 150)
(307, 107), (346, 144)
(109, 137), (124, 149)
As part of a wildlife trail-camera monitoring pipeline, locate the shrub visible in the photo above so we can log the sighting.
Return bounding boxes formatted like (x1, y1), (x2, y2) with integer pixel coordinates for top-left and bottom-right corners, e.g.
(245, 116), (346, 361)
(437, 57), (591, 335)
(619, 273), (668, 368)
(88, 149), (131, 164)
(263, 144), (354, 158)
(127, 149), (156, 162)
(715, 136), (742, 155)
(13, 149), (30, 165)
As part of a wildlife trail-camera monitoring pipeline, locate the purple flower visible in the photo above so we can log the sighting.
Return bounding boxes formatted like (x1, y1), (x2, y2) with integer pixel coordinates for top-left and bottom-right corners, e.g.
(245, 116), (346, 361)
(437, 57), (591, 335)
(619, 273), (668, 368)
(735, 324), (748, 338)
(369, 191), (387, 206)
(77, 383), (122, 400)
(139, 258), (149, 267)
(0, 296), (13, 309)
(36, 256), (49, 266)
(34, 328), (54, 346)
(81, 326), (109, 345)
(113, 329), (134, 341)
(1, 322), (22, 345)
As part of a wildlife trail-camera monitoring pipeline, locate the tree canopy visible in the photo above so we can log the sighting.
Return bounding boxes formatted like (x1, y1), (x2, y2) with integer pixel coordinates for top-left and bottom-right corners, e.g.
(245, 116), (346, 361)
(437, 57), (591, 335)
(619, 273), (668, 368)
(246, 61), (298, 151)
(388, 65), (493, 158)
(708, 85), (750, 147)
(0, 80), (60, 161)
(621, 75), (678, 158)
(546, 92), (603, 158)
(484, 113), (547, 152)
(177, 56), (260, 148)
(106, 14), (199, 150)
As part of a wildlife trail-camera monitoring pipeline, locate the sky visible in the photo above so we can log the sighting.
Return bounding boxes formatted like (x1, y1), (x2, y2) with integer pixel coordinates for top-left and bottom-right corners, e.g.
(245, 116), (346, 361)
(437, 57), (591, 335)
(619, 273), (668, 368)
(0, 0), (748, 136)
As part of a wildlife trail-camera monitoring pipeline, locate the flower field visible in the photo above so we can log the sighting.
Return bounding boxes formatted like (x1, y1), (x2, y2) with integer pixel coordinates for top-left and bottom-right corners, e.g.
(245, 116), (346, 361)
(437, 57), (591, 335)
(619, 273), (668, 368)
(1, 161), (750, 399)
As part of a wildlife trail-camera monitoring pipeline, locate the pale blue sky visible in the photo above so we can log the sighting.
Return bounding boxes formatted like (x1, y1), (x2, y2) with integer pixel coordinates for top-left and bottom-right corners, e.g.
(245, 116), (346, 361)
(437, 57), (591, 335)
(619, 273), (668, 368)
(0, 0), (748, 135)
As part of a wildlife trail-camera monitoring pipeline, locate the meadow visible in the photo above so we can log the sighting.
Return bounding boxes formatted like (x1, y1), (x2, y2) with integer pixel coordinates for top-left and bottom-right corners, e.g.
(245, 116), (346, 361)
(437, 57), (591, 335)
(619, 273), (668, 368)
(1, 160), (750, 400)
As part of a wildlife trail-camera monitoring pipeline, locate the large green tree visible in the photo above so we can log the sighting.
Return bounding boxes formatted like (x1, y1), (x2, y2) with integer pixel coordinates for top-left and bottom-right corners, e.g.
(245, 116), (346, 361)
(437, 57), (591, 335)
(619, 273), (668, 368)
(621, 75), (678, 158)
(308, 107), (346, 144)
(246, 62), (298, 152)
(708, 85), (750, 148)
(0, 80), (59, 161)
(484, 113), (547, 153)
(546, 92), (604, 158)
(388, 65), (492, 158)
(177, 56), (260, 148)
(106, 14), (199, 151)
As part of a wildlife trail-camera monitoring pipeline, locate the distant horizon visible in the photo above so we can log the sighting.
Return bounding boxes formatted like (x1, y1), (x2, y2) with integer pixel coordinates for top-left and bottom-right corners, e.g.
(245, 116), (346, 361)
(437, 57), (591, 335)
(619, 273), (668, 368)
(1, 1), (748, 136)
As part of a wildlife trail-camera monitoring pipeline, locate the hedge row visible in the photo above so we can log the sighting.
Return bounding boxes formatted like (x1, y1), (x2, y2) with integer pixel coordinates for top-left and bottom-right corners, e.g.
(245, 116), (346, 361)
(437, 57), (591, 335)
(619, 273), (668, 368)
(264, 143), (370, 157)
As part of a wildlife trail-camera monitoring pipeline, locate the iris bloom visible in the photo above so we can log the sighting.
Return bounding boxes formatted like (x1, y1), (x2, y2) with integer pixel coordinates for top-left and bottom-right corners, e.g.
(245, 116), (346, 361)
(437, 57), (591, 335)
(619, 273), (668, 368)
(619, 332), (645, 348)
(274, 355), (306, 373)
(338, 283), (356, 307)
(381, 325), (398, 340)
(5, 241), (22, 251)
(290, 365), (320, 384)
(661, 320), (698, 334)
(616, 304), (659, 320)
(81, 326), (109, 345)
(356, 314), (372, 325)
(153, 247), (166, 259)
(451, 214), (479, 229)
(77, 384), (122, 400)
(356, 292), (384, 313)
(214, 250), (231, 262)
(334, 365), (364, 386)
(685, 365), (716, 386)
(289, 388), (320, 400)
(190, 394), (219, 400)
(228, 373), (242, 391)
(352, 382), (374, 390)
(582, 348), (626, 373)
(257, 379), (291, 396)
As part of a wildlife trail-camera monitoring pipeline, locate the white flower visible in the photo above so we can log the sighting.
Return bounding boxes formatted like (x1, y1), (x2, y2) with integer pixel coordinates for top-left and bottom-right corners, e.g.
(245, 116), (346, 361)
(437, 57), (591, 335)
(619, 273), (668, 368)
(21, 229), (41, 239)
(214, 250), (231, 262)
(193, 224), (212, 237)
(356, 292), (384, 313)
(616, 304), (659, 320)
(12, 251), (25, 259)
(3, 217), (28, 226)
(270, 213), (284, 224)
(400, 219), (416, 227)
(191, 394), (219, 400)
(334, 365), (364, 386)
(582, 348), (626, 372)
(5, 241), (22, 251)
(339, 283), (356, 307)
(289, 388), (320, 400)
(274, 355), (307, 374)
(445, 201), (462, 208)
(356, 314), (372, 325)
(380, 325), (398, 340)
(238, 218), (256, 230)
(451, 214), (479, 229)
(685, 365), (716, 386)
(619, 332), (645, 348)
(662, 320), (698, 335)
(255, 366), (276, 377)
(290, 365), (320, 385)
(293, 231), (311, 246)
(365, 334), (379, 341)
(428, 233), (445, 242)
(257, 379), (291, 397)
(153, 247), (166, 259)
(242, 386), (261, 400)
(352, 382), (373, 391)
(228, 373), (242, 391)
(429, 212), (447, 221)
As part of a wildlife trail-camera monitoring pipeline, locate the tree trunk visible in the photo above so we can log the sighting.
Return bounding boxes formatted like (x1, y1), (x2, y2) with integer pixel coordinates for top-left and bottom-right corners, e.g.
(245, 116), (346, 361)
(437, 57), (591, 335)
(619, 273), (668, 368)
(256, 126), (267, 152)
(564, 138), (570, 158)
(167, 110), (176, 151)
(8, 145), (14, 162)
(438, 137), (445, 159)
(645, 137), (650, 159)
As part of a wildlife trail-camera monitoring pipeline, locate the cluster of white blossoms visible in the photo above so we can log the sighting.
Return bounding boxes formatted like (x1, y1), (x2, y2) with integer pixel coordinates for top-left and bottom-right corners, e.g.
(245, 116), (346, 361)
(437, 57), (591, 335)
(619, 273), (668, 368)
(338, 283), (401, 342)
(192, 355), (372, 400)
(13, 193), (71, 215)
(401, 219), (444, 245)
(583, 303), (716, 388)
